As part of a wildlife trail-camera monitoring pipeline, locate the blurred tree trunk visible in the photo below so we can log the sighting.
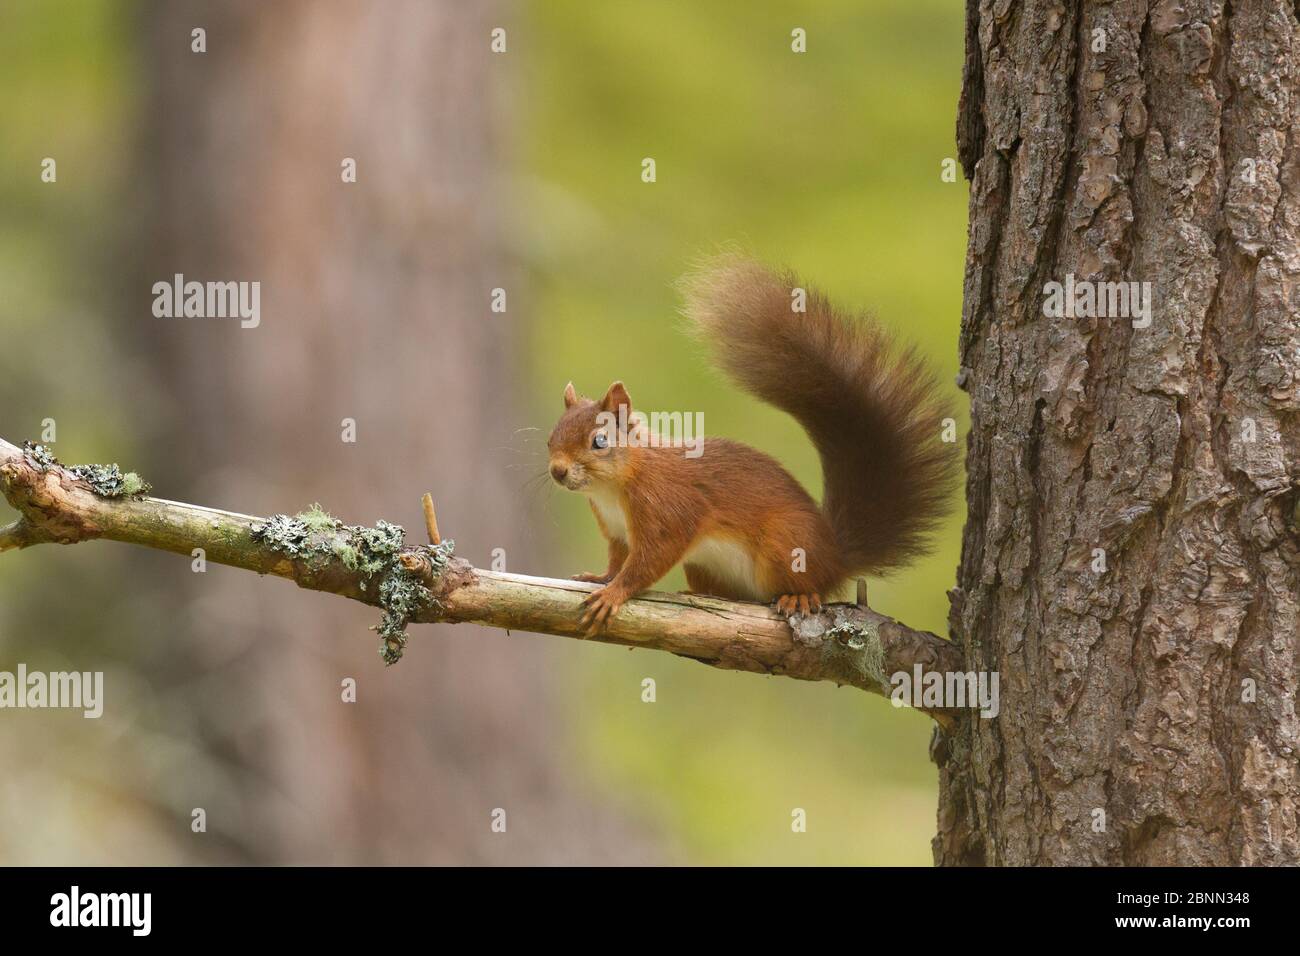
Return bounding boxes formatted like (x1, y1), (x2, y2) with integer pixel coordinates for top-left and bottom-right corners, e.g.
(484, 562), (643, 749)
(146, 0), (659, 863)
(936, 0), (1300, 864)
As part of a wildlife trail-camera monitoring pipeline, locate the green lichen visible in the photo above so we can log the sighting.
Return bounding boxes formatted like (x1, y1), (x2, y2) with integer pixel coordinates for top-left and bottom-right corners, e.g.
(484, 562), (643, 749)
(423, 538), (455, 576)
(120, 472), (148, 496)
(350, 520), (405, 580)
(22, 441), (152, 498)
(297, 502), (341, 534)
(822, 616), (888, 689)
(375, 567), (430, 665)
(376, 539), (455, 666)
(71, 463), (152, 497)
(251, 504), (455, 665)
(24, 442), (58, 470)
(249, 513), (313, 556)
(252, 510), (405, 581)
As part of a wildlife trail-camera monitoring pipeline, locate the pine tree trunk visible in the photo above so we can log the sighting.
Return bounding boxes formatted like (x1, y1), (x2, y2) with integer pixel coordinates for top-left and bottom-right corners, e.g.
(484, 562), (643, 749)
(936, 0), (1300, 865)
(146, 0), (660, 864)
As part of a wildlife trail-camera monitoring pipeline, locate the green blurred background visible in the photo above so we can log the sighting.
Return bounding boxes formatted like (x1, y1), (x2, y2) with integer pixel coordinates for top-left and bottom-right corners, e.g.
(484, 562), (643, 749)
(0, 0), (966, 864)
(512, 0), (967, 864)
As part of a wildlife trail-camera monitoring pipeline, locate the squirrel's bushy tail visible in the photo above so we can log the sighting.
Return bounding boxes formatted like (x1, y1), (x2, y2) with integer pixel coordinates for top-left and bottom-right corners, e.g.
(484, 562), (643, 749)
(681, 253), (956, 574)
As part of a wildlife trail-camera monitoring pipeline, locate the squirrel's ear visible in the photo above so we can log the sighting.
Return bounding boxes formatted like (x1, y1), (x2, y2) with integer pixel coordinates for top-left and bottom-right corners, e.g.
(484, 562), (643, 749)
(600, 380), (633, 415)
(563, 382), (578, 409)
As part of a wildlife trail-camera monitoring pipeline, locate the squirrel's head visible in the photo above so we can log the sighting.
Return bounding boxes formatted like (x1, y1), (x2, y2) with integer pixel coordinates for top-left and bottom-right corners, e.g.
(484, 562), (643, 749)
(547, 380), (640, 492)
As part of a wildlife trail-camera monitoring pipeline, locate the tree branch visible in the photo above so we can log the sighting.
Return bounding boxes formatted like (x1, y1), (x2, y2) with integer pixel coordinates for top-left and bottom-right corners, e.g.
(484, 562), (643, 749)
(0, 436), (963, 717)
(0, 518), (38, 553)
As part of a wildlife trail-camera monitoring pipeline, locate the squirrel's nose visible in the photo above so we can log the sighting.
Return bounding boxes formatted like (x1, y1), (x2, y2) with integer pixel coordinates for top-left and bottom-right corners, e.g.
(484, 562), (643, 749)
(550, 464), (569, 483)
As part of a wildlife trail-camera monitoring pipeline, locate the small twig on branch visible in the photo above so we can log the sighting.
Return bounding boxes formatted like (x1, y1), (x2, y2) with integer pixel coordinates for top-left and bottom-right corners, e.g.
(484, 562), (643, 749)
(0, 436), (963, 717)
(421, 492), (441, 545)
(0, 518), (39, 553)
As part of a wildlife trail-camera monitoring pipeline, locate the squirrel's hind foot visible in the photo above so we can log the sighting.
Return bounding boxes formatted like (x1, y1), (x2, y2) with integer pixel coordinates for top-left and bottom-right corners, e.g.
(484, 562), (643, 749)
(775, 593), (822, 617)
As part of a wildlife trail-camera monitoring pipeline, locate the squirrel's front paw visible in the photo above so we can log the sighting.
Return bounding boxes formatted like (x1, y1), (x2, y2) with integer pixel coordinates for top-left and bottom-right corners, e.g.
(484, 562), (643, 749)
(572, 571), (613, 584)
(579, 584), (626, 636)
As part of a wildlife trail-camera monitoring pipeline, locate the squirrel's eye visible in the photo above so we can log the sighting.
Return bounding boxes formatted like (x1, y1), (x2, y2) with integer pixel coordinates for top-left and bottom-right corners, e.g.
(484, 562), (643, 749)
(592, 432), (609, 450)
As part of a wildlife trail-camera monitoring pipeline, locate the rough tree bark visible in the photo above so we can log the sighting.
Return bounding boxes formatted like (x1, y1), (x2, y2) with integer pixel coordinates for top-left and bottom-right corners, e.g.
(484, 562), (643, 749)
(937, 0), (1300, 864)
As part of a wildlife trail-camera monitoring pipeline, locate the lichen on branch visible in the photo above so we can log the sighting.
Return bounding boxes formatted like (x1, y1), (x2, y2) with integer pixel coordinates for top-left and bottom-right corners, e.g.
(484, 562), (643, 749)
(24, 441), (152, 498)
(250, 504), (455, 664)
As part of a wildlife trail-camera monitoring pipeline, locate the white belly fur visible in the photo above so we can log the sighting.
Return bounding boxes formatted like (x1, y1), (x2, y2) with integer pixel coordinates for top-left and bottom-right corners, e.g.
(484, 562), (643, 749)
(587, 488), (763, 599)
(683, 535), (764, 601)
(586, 486), (628, 540)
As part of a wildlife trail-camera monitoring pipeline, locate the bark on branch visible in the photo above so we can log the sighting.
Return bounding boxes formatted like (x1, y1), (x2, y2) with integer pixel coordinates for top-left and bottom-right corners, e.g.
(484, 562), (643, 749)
(0, 436), (962, 715)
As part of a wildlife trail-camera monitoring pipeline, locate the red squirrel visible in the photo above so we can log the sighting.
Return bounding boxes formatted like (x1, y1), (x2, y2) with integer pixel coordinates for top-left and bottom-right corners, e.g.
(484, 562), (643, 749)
(547, 254), (956, 634)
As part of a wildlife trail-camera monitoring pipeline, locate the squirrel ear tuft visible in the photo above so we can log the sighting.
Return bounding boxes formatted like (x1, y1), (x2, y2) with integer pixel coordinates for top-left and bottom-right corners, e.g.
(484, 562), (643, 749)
(563, 382), (578, 409)
(600, 380), (633, 415)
